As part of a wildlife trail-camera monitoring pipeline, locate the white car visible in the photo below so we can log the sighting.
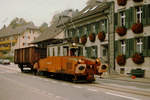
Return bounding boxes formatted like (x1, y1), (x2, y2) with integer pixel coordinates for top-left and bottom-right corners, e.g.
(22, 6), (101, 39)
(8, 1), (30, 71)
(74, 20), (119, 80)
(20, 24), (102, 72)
(2, 59), (10, 65)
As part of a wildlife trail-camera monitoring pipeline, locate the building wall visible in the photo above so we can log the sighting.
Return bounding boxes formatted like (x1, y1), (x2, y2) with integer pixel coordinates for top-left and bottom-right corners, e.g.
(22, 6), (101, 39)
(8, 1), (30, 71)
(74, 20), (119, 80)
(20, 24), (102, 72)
(114, 0), (150, 78)
(0, 35), (18, 57)
(14, 29), (41, 49)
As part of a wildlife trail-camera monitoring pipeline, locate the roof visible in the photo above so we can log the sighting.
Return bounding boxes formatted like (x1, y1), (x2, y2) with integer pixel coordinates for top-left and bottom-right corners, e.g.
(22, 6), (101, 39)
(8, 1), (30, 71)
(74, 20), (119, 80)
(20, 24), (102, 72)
(32, 9), (79, 44)
(0, 23), (38, 38)
(31, 24), (63, 43)
(57, 1), (112, 27)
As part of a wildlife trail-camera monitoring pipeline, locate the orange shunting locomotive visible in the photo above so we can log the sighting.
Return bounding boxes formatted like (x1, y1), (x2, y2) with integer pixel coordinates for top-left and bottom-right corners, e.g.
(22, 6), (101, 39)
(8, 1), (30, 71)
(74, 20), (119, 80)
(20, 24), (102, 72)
(14, 43), (108, 82)
(33, 43), (108, 82)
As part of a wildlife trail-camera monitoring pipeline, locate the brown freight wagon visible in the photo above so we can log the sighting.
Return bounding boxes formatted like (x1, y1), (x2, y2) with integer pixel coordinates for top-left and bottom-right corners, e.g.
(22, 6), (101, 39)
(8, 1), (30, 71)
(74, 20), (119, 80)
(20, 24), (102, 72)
(14, 47), (46, 72)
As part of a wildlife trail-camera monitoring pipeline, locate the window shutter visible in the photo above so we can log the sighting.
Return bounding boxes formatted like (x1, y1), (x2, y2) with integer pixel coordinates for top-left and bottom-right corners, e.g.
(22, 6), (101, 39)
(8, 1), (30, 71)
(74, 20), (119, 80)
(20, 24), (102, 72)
(142, 37), (148, 57)
(147, 4), (150, 25)
(79, 27), (82, 37)
(79, 47), (83, 56)
(130, 7), (135, 27)
(114, 13), (118, 30)
(87, 25), (91, 36)
(148, 36), (150, 56)
(115, 41), (118, 58)
(142, 5), (147, 26)
(105, 19), (107, 33)
(129, 39), (135, 57)
(95, 22), (99, 34)
(125, 9), (129, 29)
(125, 39), (130, 58)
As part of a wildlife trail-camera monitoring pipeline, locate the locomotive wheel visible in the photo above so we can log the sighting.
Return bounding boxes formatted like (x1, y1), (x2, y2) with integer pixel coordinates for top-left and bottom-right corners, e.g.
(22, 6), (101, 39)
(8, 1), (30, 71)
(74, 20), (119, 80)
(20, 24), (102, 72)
(18, 64), (24, 72)
(33, 69), (37, 75)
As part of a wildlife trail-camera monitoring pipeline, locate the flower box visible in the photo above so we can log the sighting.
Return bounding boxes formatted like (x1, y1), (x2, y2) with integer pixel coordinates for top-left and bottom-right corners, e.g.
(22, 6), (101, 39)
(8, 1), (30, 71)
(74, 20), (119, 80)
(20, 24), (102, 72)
(131, 22), (143, 34)
(132, 53), (144, 64)
(98, 32), (106, 42)
(89, 33), (95, 42)
(117, 0), (127, 6)
(116, 26), (127, 36)
(116, 55), (126, 66)
(81, 35), (87, 44)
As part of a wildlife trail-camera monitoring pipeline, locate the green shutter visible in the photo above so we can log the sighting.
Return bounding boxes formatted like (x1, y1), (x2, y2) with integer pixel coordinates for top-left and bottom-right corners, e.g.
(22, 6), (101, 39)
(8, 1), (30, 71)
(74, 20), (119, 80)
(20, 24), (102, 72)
(125, 9), (129, 29)
(105, 19), (107, 33)
(147, 4), (150, 25)
(114, 13), (118, 30)
(142, 37), (148, 57)
(79, 27), (82, 37)
(129, 39), (135, 57)
(95, 22), (99, 34)
(148, 37), (150, 56)
(125, 39), (130, 58)
(130, 7), (135, 27)
(115, 41), (118, 58)
(87, 25), (91, 35)
(142, 5), (147, 26)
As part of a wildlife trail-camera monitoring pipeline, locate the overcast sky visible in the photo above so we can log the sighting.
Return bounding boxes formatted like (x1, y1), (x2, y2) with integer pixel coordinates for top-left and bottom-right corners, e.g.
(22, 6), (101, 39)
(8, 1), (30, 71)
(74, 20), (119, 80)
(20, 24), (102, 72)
(0, 0), (87, 28)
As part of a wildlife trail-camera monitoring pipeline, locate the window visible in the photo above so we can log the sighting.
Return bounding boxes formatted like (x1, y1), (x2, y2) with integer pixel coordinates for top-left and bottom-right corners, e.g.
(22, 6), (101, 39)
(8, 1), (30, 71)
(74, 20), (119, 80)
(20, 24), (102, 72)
(70, 31), (72, 37)
(136, 38), (143, 53)
(121, 40), (126, 55)
(92, 24), (96, 33)
(120, 11), (126, 26)
(100, 20), (107, 33)
(58, 46), (60, 56)
(22, 43), (25, 46)
(84, 27), (87, 35)
(76, 29), (79, 37)
(91, 47), (96, 58)
(136, 6), (142, 22)
(103, 47), (107, 56)
(53, 48), (55, 56)
(102, 21), (105, 31)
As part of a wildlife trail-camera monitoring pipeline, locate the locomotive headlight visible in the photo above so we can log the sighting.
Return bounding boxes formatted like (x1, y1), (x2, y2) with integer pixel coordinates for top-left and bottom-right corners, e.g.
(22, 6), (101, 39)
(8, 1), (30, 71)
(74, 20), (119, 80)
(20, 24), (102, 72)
(78, 59), (84, 64)
(95, 58), (100, 65)
(78, 66), (85, 70)
(101, 64), (107, 70)
(75, 64), (86, 74)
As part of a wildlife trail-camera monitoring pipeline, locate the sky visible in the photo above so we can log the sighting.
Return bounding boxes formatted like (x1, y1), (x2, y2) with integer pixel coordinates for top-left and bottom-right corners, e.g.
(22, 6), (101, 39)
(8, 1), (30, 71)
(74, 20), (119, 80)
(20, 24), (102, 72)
(0, 0), (87, 28)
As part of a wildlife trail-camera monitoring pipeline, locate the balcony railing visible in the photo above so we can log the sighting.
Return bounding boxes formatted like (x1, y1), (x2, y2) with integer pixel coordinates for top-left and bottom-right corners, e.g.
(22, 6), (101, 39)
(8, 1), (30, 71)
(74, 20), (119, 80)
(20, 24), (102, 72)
(0, 47), (11, 51)
(0, 40), (17, 45)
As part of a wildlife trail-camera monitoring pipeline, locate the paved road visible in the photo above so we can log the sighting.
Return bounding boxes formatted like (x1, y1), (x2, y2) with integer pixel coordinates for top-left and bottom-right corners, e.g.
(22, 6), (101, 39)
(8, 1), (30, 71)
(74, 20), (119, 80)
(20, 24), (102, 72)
(0, 64), (149, 100)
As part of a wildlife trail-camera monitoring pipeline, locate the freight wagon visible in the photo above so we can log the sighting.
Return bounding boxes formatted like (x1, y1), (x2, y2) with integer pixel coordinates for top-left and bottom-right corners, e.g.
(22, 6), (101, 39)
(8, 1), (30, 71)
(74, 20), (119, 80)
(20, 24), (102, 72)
(14, 46), (46, 72)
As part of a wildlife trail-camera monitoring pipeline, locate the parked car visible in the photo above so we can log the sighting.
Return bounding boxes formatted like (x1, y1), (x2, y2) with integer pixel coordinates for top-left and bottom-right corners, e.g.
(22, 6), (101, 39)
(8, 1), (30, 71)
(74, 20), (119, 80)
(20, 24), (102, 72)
(2, 59), (10, 65)
(0, 59), (3, 64)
